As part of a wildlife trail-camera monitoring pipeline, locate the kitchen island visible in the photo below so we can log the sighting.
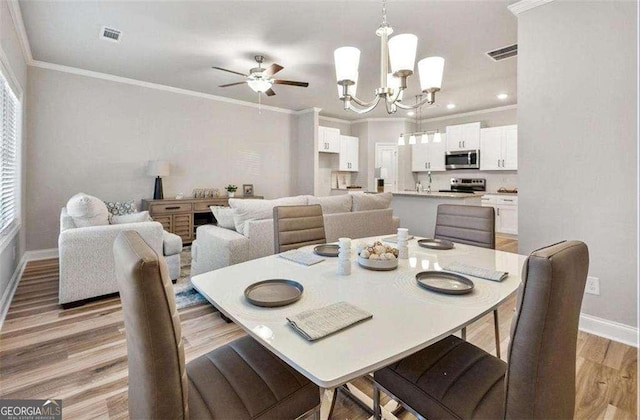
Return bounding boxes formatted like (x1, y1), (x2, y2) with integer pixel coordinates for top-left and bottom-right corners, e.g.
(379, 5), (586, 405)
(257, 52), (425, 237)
(392, 191), (483, 237)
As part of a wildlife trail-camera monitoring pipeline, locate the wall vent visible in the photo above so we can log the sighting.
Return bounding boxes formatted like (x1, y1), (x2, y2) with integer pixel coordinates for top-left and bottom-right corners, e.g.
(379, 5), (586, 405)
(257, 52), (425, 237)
(100, 26), (121, 42)
(486, 44), (517, 61)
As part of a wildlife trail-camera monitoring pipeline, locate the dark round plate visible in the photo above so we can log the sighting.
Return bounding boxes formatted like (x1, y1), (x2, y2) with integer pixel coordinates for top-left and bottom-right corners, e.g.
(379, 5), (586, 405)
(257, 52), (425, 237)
(415, 271), (474, 295)
(244, 279), (304, 307)
(314, 244), (340, 257)
(417, 238), (454, 250)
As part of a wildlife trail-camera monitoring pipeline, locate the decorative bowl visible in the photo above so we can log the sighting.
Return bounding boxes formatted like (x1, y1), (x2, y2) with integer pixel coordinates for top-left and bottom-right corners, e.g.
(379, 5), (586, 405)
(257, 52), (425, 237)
(357, 256), (398, 271)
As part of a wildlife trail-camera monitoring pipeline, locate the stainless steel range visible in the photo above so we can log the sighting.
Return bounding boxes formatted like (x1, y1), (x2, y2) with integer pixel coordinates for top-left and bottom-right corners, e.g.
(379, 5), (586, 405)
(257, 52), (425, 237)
(439, 178), (486, 193)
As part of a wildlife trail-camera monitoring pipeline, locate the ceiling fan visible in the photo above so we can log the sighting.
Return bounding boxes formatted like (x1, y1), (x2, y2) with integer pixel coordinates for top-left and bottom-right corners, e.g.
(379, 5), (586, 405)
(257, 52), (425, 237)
(212, 55), (309, 97)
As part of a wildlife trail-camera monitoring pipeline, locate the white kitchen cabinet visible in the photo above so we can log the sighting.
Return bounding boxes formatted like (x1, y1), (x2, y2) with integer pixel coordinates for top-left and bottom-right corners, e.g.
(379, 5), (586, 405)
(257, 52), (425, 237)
(481, 194), (518, 235)
(446, 122), (481, 151)
(339, 135), (359, 171)
(410, 134), (447, 172)
(318, 126), (340, 153)
(480, 125), (518, 170)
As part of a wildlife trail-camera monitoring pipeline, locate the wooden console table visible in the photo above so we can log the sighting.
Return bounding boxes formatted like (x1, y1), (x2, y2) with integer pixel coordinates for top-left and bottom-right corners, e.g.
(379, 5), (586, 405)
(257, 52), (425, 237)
(142, 196), (262, 243)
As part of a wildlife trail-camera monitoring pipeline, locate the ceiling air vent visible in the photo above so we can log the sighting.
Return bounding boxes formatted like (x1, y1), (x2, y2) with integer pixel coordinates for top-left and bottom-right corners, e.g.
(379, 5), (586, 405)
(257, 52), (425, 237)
(100, 26), (121, 42)
(486, 44), (517, 61)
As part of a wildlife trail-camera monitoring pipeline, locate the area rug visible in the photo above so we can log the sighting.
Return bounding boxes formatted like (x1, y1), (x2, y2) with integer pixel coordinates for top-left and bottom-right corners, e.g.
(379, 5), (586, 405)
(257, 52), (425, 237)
(172, 246), (208, 309)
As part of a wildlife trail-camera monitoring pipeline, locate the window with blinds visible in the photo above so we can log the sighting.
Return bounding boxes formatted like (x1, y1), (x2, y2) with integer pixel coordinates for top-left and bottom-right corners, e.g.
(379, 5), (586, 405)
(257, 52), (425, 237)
(0, 72), (18, 235)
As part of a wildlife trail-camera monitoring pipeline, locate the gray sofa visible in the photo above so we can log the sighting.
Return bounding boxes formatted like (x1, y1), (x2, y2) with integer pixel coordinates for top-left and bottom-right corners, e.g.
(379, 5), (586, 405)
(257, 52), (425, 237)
(191, 193), (400, 276)
(59, 207), (183, 305)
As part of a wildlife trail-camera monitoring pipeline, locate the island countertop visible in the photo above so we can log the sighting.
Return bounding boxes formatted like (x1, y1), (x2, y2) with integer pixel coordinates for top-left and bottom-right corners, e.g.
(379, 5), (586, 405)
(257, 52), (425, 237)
(392, 191), (483, 199)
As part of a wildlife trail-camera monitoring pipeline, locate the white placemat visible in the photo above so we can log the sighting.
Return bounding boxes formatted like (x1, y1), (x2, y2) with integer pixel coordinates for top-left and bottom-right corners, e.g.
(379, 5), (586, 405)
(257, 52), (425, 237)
(287, 301), (373, 341)
(278, 250), (325, 266)
(442, 262), (508, 282)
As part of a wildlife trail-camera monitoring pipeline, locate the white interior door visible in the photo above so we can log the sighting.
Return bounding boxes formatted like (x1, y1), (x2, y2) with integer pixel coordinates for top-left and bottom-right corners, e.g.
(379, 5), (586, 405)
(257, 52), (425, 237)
(375, 143), (398, 192)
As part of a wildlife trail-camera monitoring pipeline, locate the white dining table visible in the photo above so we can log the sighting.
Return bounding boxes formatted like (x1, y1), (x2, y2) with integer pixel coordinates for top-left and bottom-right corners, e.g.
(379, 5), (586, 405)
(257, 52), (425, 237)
(191, 236), (528, 417)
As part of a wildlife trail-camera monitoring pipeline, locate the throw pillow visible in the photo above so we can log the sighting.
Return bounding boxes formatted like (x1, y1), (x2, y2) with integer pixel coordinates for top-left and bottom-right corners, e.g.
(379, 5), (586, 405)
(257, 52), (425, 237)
(66, 193), (110, 228)
(104, 200), (138, 216)
(110, 211), (152, 225)
(307, 195), (352, 214)
(351, 192), (393, 212)
(210, 206), (236, 230)
(229, 195), (309, 235)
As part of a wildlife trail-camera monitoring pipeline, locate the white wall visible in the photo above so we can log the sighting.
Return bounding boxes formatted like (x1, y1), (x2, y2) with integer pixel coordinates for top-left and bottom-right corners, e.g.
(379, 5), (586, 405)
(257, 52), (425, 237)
(0, 0), (28, 313)
(517, 1), (637, 327)
(27, 66), (296, 250)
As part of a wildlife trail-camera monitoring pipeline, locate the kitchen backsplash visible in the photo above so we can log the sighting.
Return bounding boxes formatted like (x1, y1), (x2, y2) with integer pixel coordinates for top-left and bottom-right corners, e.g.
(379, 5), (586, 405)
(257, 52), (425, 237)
(413, 170), (518, 193)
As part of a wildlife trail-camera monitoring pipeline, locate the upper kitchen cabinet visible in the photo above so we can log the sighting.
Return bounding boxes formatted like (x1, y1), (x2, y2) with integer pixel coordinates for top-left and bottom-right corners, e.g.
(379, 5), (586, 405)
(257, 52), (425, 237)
(339, 135), (359, 171)
(446, 122), (481, 152)
(480, 125), (518, 170)
(411, 134), (447, 172)
(318, 126), (340, 153)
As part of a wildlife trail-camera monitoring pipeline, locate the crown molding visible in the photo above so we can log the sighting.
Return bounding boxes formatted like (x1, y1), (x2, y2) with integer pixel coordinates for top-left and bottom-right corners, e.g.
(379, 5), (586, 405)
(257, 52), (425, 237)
(30, 60), (297, 115)
(294, 107), (322, 115)
(508, 0), (555, 16)
(318, 115), (351, 125)
(6, 0), (33, 64)
(420, 104), (517, 123)
(350, 117), (411, 124)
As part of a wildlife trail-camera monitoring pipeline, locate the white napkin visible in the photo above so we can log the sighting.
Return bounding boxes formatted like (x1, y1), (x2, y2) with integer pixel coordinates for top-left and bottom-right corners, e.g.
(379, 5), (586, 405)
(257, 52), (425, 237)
(278, 250), (325, 266)
(443, 262), (508, 282)
(287, 302), (373, 341)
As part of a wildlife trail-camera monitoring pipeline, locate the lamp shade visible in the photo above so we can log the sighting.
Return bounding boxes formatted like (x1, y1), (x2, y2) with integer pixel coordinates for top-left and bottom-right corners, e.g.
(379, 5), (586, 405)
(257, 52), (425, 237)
(397, 135), (405, 146)
(338, 71), (358, 99)
(147, 160), (170, 177)
(421, 133), (429, 144)
(433, 132), (442, 143)
(409, 135), (416, 145)
(418, 56), (445, 91)
(247, 79), (272, 93)
(334, 47), (360, 82)
(388, 34), (418, 74)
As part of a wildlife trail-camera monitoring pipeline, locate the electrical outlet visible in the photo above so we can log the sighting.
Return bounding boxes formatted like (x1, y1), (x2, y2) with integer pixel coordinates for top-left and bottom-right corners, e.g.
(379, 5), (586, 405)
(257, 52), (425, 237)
(585, 276), (600, 295)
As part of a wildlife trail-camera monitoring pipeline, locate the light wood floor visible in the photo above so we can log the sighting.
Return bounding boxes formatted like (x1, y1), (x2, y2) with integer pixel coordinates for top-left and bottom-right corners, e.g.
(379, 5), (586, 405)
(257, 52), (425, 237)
(0, 236), (636, 419)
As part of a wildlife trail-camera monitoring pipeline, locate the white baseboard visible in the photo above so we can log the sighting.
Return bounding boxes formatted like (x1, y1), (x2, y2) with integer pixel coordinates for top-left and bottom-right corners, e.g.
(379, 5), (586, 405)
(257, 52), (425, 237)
(23, 248), (58, 261)
(0, 254), (26, 329)
(579, 313), (638, 347)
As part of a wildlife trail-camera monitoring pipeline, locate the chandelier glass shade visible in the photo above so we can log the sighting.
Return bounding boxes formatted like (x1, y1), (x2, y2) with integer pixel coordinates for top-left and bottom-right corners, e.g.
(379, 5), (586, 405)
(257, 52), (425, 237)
(334, 1), (445, 114)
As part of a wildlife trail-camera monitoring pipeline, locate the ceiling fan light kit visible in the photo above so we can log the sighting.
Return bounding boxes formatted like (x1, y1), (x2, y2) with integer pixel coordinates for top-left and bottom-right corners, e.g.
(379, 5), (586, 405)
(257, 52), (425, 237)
(334, 0), (445, 115)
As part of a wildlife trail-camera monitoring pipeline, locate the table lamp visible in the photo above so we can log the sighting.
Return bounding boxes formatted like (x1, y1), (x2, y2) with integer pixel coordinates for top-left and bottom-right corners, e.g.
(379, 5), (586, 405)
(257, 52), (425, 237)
(147, 160), (170, 199)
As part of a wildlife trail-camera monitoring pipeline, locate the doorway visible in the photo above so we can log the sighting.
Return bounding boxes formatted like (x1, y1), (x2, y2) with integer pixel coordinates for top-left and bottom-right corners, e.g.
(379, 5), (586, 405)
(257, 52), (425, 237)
(374, 143), (398, 192)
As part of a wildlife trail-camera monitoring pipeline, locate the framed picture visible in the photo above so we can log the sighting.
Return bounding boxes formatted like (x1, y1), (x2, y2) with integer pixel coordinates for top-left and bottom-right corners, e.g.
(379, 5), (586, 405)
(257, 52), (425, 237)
(243, 184), (254, 196)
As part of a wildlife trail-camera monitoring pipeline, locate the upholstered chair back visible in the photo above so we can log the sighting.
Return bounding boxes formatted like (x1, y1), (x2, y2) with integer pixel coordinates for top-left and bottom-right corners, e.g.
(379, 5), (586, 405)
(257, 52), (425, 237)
(434, 204), (495, 249)
(505, 240), (589, 419)
(273, 205), (326, 253)
(113, 231), (188, 419)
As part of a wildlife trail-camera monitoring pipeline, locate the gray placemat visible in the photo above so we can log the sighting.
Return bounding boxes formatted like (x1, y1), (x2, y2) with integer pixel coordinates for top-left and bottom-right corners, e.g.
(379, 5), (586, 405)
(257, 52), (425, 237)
(286, 301), (373, 341)
(278, 250), (325, 266)
(442, 262), (508, 282)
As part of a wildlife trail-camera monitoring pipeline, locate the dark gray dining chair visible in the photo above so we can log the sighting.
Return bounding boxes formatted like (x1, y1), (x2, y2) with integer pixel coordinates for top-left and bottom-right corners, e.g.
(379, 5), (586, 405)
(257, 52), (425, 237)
(114, 231), (320, 420)
(434, 204), (502, 356)
(373, 240), (589, 420)
(273, 204), (327, 253)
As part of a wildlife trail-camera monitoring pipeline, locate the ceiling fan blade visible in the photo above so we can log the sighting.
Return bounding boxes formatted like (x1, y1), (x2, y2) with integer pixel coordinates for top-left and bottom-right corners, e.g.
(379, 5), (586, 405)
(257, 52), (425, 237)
(264, 88), (276, 97)
(212, 66), (248, 77)
(273, 80), (309, 87)
(263, 63), (284, 77)
(218, 81), (247, 88)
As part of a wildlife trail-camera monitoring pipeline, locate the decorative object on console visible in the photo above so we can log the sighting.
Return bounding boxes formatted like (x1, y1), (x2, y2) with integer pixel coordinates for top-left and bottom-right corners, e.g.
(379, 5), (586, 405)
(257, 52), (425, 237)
(333, 0), (445, 114)
(225, 184), (238, 198)
(146, 160), (170, 200)
(243, 184), (254, 196)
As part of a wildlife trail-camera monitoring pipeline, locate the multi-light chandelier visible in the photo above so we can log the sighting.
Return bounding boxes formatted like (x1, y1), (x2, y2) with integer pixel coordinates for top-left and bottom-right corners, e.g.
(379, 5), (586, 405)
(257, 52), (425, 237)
(398, 95), (442, 145)
(333, 0), (445, 114)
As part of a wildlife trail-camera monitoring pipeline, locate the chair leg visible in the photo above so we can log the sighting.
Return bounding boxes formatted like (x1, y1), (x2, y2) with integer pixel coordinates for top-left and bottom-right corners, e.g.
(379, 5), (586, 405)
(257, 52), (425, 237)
(373, 383), (381, 420)
(493, 309), (501, 358)
(461, 326), (467, 341)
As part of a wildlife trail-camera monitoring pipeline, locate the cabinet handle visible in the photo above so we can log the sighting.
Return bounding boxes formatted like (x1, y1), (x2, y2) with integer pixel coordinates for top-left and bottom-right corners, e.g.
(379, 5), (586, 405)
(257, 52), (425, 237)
(165, 206), (181, 210)
(503, 199), (513, 202)
(425, 162), (428, 169)
(458, 141), (461, 148)
(462, 141), (465, 148)
(497, 208), (500, 216)
(428, 162), (431, 169)
(497, 159), (500, 167)
(502, 159), (505, 167)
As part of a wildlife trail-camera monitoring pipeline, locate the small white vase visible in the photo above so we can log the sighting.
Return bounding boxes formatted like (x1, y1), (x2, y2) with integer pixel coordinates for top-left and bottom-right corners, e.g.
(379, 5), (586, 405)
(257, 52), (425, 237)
(227, 192), (235, 198)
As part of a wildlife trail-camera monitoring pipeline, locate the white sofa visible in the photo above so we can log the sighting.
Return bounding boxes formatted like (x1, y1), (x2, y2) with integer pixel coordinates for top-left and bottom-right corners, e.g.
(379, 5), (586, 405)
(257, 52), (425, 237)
(191, 193), (400, 276)
(59, 207), (183, 305)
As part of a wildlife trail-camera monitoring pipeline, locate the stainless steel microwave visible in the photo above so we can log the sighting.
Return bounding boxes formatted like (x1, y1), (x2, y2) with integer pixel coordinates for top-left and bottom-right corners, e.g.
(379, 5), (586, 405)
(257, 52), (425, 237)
(445, 150), (480, 170)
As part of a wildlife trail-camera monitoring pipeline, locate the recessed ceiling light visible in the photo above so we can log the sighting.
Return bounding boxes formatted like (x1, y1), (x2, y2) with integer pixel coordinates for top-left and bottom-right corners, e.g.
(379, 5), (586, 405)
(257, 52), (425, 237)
(497, 93), (508, 100)
(446, 104), (456, 109)
(407, 111), (415, 116)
